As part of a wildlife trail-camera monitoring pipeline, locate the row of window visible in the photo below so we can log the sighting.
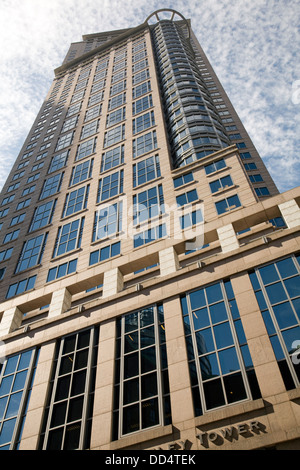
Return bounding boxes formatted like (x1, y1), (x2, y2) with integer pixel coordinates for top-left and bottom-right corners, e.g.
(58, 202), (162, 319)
(1, 256), (299, 449)
(1, 154), (246, 298)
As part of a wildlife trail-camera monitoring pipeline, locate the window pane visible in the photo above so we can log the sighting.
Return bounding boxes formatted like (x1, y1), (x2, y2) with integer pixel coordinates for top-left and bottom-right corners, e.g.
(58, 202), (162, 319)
(214, 322), (234, 349)
(142, 398), (159, 429)
(203, 379), (225, 410)
(123, 403), (139, 435)
(192, 307), (210, 331)
(200, 353), (219, 380)
(273, 302), (298, 329)
(123, 378), (139, 405)
(218, 347), (240, 375)
(224, 372), (247, 404)
(265, 282), (287, 304)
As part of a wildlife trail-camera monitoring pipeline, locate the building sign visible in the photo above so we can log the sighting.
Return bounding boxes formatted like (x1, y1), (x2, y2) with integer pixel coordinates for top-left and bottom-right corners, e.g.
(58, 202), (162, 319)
(196, 420), (265, 447)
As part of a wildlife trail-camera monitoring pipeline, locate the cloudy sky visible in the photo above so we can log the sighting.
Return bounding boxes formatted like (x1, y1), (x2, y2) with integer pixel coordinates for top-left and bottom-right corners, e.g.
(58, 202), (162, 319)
(0, 0), (299, 193)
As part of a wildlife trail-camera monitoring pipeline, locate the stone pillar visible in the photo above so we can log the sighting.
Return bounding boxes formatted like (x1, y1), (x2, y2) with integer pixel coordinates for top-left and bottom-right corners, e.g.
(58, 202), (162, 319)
(19, 342), (56, 450)
(163, 296), (194, 424)
(0, 306), (23, 336)
(102, 267), (123, 298)
(48, 287), (72, 318)
(230, 273), (286, 397)
(90, 319), (116, 449)
(217, 223), (239, 253)
(159, 246), (180, 277)
(279, 199), (300, 229)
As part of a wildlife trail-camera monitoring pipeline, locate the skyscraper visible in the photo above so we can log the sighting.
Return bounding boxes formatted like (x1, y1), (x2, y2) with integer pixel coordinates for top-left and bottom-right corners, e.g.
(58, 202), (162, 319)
(0, 9), (300, 451)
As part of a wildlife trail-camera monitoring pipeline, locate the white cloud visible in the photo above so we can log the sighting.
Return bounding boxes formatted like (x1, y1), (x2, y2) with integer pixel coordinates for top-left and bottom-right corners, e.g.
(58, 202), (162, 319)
(0, 0), (299, 193)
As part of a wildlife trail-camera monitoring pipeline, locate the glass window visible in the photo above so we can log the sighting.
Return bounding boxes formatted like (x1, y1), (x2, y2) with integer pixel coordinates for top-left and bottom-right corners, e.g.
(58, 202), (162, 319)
(113, 304), (171, 439)
(249, 255), (300, 390)
(80, 119), (99, 140)
(176, 189), (198, 206)
(15, 233), (48, 273)
(179, 209), (203, 229)
(100, 146), (124, 173)
(103, 125), (125, 148)
(132, 111), (155, 135)
(133, 223), (167, 248)
(181, 280), (260, 416)
(75, 138), (97, 161)
(84, 103), (102, 122)
(132, 94), (153, 116)
(53, 218), (85, 258)
(255, 187), (270, 197)
(69, 159), (94, 187)
(39, 328), (98, 450)
(55, 132), (74, 152)
(46, 259), (77, 283)
(62, 186), (89, 218)
(29, 200), (56, 232)
(132, 130), (157, 158)
(0, 349), (38, 450)
(92, 202), (123, 241)
(132, 81), (151, 99)
(89, 241), (121, 266)
(133, 155), (161, 187)
(173, 172), (194, 188)
(108, 93), (126, 111)
(209, 175), (233, 193)
(106, 108), (126, 128)
(0, 247), (13, 262)
(133, 185), (164, 225)
(204, 159), (226, 175)
(3, 229), (19, 244)
(48, 150), (69, 174)
(215, 194), (241, 215)
(6, 275), (37, 299)
(97, 170), (123, 203)
(40, 173), (64, 200)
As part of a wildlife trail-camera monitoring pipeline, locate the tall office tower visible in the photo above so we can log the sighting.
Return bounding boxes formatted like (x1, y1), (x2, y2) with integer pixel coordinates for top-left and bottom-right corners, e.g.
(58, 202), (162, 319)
(0, 10), (300, 451)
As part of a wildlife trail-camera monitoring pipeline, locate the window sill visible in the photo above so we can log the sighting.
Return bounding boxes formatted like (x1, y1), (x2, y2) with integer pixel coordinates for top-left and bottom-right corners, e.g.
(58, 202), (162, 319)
(194, 398), (265, 427)
(108, 424), (173, 450)
(50, 247), (82, 263)
(211, 184), (237, 196)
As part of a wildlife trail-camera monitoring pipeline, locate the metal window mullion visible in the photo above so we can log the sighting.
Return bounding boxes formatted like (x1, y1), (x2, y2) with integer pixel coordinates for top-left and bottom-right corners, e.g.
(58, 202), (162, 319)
(221, 282), (252, 401)
(186, 292), (207, 413)
(118, 317), (125, 439)
(78, 327), (95, 450)
(204, 289), (230, 408)
(154, 305), (163, 428)
(0, 353), (23, 447)
(11, 348), (38, 450)
(256, 268), (299, 387)
(43, 338), (69, 450)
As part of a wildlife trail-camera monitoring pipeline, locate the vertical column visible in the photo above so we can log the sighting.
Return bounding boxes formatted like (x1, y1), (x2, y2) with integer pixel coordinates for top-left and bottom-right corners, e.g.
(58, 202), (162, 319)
(159, 246), (180, 277)
(163, 296), (194, 424)
(279, 199), (300, 228)
(48, 287), (72, 318)
(0, 306), (23, 336)
(90, 319), (116, 449)
(102, 268), (124, 298)
(217, 223), (239, 253)
(19, 342), (56, 450)
(230, 273), (286, 396)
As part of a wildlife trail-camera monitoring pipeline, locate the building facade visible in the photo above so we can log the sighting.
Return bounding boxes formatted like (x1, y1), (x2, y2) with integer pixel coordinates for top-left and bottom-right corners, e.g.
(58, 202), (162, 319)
(0, 9), (300, 450)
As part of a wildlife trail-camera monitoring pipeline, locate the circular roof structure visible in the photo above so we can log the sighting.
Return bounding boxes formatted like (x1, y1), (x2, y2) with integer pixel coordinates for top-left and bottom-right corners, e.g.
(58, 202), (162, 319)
(145, 9), (191, 38)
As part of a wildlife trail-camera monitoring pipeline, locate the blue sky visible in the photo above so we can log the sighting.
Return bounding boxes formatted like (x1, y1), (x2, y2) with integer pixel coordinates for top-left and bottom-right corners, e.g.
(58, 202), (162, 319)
(0, 0), (299, 193)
